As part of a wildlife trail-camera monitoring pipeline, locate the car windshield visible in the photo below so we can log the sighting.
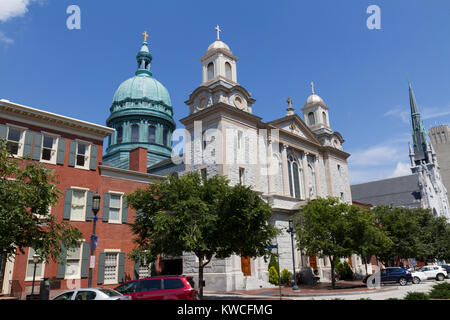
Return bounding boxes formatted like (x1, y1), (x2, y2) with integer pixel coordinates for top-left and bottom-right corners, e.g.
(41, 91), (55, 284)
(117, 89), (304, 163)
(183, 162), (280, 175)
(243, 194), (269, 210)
(99, 288), (121, 297)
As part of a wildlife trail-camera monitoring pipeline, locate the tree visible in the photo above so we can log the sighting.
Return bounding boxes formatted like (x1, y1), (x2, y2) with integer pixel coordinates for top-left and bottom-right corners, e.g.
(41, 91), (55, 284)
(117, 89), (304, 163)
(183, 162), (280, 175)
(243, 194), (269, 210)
(0, 140), (82, 263)
(127, 172), (280, 297)
(294, 197), (355, 289)
(345, 208), (392, 273)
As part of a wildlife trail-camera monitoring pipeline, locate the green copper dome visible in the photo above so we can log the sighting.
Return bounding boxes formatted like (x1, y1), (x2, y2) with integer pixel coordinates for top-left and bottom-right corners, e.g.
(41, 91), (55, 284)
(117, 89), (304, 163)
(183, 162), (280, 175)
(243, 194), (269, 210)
(113, 73), (172, 107)
(104, 37), (176, 170)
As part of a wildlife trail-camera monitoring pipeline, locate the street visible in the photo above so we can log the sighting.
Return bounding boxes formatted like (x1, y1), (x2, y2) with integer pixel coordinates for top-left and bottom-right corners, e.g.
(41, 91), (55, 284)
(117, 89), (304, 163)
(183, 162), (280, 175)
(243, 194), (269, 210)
(204, 279), (450, 300)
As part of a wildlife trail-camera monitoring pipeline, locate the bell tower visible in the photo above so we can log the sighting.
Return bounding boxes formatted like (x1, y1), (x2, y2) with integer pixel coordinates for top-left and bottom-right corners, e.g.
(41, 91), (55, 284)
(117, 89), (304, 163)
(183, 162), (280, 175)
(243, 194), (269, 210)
(302, 82), (332, 134)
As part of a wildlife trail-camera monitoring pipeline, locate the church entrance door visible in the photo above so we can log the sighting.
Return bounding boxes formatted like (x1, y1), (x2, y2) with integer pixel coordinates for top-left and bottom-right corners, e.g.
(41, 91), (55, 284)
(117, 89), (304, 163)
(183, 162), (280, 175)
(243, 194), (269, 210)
(241, 257), (251, 276)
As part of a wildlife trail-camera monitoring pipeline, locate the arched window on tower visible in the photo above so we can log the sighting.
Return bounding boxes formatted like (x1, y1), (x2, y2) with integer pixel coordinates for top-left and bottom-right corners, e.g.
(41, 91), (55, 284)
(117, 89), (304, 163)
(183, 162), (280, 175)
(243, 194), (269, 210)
(148, 125), (156, 143)
(131, 124), (140, 143)
(225, 62), (232, 80)
(207, 62), (215, 81)
(322, 112), (327, 125)
(163, 127), (169, 146)
(308, 112), (316, 126)
(117, 126), (123, 144)
(287, 155), (305, 199)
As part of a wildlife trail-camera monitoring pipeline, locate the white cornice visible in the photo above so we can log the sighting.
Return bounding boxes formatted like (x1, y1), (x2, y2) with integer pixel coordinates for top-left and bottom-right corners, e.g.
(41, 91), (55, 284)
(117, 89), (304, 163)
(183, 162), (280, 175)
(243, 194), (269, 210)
(0, 100), (115, 141)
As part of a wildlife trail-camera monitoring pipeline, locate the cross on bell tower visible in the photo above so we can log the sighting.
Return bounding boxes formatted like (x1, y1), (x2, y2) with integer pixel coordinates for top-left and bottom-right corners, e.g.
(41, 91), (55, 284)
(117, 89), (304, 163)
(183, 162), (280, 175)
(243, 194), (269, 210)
(215, 25), (222, 40)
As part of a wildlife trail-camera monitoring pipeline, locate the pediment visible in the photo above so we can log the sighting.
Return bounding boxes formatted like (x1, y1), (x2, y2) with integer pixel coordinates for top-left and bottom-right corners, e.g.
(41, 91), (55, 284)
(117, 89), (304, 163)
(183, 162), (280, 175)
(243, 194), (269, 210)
(268, 115), (320, 144)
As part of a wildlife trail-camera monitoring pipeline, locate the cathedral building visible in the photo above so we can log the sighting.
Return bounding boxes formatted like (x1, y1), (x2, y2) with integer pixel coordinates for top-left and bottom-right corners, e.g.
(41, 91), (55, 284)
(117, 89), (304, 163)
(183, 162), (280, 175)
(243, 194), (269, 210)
(149, 28), (361, 291)
(429, 124), (450, 207)
(352, 82), (450, 221)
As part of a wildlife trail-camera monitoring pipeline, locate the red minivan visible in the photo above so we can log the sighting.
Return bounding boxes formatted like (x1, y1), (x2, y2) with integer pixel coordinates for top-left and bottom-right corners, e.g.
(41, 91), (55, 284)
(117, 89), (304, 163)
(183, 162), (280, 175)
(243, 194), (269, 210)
(114, 276), (199, 300)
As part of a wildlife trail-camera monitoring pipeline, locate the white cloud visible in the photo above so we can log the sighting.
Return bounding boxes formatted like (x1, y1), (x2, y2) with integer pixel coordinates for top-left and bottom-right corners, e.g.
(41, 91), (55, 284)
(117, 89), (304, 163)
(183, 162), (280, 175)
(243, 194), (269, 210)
(0, 31), (13, 44)
(384, 106), (410, 124)
(0, 0), (32, 23)
(384, 105), (450, 125)
(390, 161), (411, 178)
(349, 145), (404, 167)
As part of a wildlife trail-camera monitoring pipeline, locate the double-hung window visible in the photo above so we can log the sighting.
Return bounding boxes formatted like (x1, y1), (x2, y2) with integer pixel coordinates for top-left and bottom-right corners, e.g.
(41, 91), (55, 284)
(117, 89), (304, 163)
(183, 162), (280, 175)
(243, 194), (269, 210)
(104, 252), (119, 285)
(76, 142), (90, 169)
(41, 134), (58, 164)
(25, 248), (45, 281)
(65, 244), (83, 280)
(108, 194), (122, 224)
(71, 189), (87, 221)
(6, 126), (25, 157)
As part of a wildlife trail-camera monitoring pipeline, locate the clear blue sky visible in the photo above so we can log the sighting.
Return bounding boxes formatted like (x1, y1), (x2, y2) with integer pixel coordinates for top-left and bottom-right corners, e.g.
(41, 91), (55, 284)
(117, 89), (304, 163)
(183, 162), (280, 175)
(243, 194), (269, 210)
(1, 0), (450, 184)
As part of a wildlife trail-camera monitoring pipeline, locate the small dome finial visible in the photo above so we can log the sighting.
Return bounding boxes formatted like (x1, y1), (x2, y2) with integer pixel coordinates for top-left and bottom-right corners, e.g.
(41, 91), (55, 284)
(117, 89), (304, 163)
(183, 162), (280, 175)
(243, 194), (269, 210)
(310, 81), (315, 95)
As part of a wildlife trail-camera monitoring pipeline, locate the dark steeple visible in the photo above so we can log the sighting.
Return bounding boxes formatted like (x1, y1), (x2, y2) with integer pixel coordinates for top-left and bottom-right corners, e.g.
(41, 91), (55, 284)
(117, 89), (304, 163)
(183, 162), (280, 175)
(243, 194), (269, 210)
(409, 81), (430, 165)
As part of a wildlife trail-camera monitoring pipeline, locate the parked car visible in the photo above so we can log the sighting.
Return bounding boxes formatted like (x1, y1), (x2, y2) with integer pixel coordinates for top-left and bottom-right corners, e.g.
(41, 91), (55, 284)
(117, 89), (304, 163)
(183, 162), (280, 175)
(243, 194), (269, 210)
(363, 267), (413, 286)
(411, 270), (428, 284)
(114, 275), (199, 300)
(51, 288), (130, 300)
(414, 265), (447, 281)
(440, 265), (450, 278)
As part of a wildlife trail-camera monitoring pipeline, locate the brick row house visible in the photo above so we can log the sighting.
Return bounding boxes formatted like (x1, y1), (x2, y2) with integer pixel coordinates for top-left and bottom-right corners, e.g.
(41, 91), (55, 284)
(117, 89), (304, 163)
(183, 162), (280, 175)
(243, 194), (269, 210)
(0, 99), (163, 299)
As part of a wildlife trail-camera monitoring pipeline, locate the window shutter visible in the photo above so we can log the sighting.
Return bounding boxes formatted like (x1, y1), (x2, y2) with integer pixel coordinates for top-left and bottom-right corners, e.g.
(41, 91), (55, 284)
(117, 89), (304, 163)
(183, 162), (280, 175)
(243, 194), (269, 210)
(89, 145), (98, 171)
(133, 261), (141, 280)
(57, 138), (66, 165)
(81, 242), (90, 278)
(63, 189), (73, 220)
(68, 141), (76, 167)
(23, 131), (34, 158)
(32, 132), (43, 160)
(102, 193), (110, 222)
(118, 253), (126, 283)
(97, 253), (106, 285)
(0, 124), (6, 140)
(85, 191), (94, 221)
(57, 243), (67, 279)
(121, 196), (128, 224)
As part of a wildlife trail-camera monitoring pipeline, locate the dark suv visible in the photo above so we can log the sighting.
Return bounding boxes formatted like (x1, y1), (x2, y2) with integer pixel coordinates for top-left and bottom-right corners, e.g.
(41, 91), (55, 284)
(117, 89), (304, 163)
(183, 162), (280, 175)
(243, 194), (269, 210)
(441, 265), (450, 278)
(114, 276), (199, 300)
(364, 267), (413, 286)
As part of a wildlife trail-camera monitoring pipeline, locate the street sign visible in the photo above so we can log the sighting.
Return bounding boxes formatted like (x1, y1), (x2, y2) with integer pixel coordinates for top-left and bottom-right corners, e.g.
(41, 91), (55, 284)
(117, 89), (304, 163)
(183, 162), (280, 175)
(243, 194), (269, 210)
(90, 255), (95, 269)
(265, 245), (278, 249)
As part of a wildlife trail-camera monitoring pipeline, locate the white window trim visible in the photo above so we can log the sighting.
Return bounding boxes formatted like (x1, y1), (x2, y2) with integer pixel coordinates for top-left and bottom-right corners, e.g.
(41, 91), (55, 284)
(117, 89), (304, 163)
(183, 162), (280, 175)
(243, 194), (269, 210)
(70, 188), (88, 222)
(6, 125), (26, 158)
(40, 132), (59, 165)
(108, 192), (124, 224)
(64, 242), (84, 280)
(25, 248), (46, 282)
(103, 250), (120, 285)
(74, 140), (91, 170)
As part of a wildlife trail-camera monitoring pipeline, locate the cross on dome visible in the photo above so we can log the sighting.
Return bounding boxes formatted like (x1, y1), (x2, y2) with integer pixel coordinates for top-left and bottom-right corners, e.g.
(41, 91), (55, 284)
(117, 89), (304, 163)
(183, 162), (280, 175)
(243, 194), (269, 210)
(215, 25), (222, 40)
(310, 81), (315, 95)
(142, 31), (149, 43)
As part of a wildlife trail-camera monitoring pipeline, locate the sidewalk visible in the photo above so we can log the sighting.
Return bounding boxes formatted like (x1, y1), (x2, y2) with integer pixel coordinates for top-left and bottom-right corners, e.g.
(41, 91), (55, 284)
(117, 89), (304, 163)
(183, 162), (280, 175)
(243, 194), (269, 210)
(205, 280), (397, 298)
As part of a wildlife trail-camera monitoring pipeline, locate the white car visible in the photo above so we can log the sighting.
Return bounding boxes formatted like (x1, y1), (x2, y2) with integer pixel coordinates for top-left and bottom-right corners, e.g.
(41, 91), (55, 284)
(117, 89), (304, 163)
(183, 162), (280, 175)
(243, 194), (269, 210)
(411, 266), (447, 284)
(51, 288), (130, 300)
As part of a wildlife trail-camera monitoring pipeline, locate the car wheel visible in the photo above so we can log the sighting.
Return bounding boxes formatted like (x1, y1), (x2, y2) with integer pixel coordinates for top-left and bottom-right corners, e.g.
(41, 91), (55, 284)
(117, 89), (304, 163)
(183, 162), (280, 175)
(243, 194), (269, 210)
(399, 277), (407, 286)
(412, 277), (420, 284)
(436, 274), (445, 281)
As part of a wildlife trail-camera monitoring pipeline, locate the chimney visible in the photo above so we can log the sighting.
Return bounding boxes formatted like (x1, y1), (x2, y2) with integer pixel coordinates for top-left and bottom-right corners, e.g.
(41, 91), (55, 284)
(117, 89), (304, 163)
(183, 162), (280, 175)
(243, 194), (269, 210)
(129, 147), (148, 173)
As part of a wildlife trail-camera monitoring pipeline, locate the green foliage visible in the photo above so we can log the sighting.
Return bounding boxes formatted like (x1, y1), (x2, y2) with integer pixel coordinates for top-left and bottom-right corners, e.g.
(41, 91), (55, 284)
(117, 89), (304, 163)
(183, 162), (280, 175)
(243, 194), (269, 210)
(269, 266), (279, 285)
(268, 254), (279, 273)
(281, 268), (292, 286)
(0, 140), (82, 263)
(404, 292), (430, 300)
(428, 282), (450, 299)
(334, 260), (354, 280)
(127, 172), (280, 296)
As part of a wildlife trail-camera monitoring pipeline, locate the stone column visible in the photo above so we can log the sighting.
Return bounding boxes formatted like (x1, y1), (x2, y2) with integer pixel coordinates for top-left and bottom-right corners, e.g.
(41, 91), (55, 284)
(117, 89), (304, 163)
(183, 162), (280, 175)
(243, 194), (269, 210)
(281, 144), (290, 196)
(267, 138), (275, 194)
(302, 152), (310, 200)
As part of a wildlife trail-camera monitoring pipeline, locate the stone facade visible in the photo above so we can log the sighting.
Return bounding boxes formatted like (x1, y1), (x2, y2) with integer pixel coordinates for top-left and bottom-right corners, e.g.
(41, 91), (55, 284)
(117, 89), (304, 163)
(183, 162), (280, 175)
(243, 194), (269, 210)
(149, 35), (362, 291)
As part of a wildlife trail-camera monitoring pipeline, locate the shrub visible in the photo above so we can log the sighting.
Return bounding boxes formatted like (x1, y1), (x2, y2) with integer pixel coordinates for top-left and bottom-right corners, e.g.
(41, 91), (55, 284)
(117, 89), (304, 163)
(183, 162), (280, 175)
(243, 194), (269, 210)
(268, 254), (279, 273)
(404, 292), (429, 300)
(281, 268), (292, 286)
(429, 282), (450, 299)
(335, 260), (354, 280)
(269, 266), (279, 285)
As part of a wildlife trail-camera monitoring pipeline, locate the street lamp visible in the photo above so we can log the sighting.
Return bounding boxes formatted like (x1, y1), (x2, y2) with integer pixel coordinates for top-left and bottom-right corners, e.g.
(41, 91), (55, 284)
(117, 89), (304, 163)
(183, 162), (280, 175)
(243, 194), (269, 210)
(287, 220), (299, 291)
(88, 193), (101, 288)
(31, 253), (41, 296)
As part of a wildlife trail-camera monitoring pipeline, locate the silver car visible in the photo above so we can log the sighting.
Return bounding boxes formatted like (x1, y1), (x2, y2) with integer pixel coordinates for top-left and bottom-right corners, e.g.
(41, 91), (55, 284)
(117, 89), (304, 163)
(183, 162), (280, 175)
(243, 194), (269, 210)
(51, 288), (130, 300)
